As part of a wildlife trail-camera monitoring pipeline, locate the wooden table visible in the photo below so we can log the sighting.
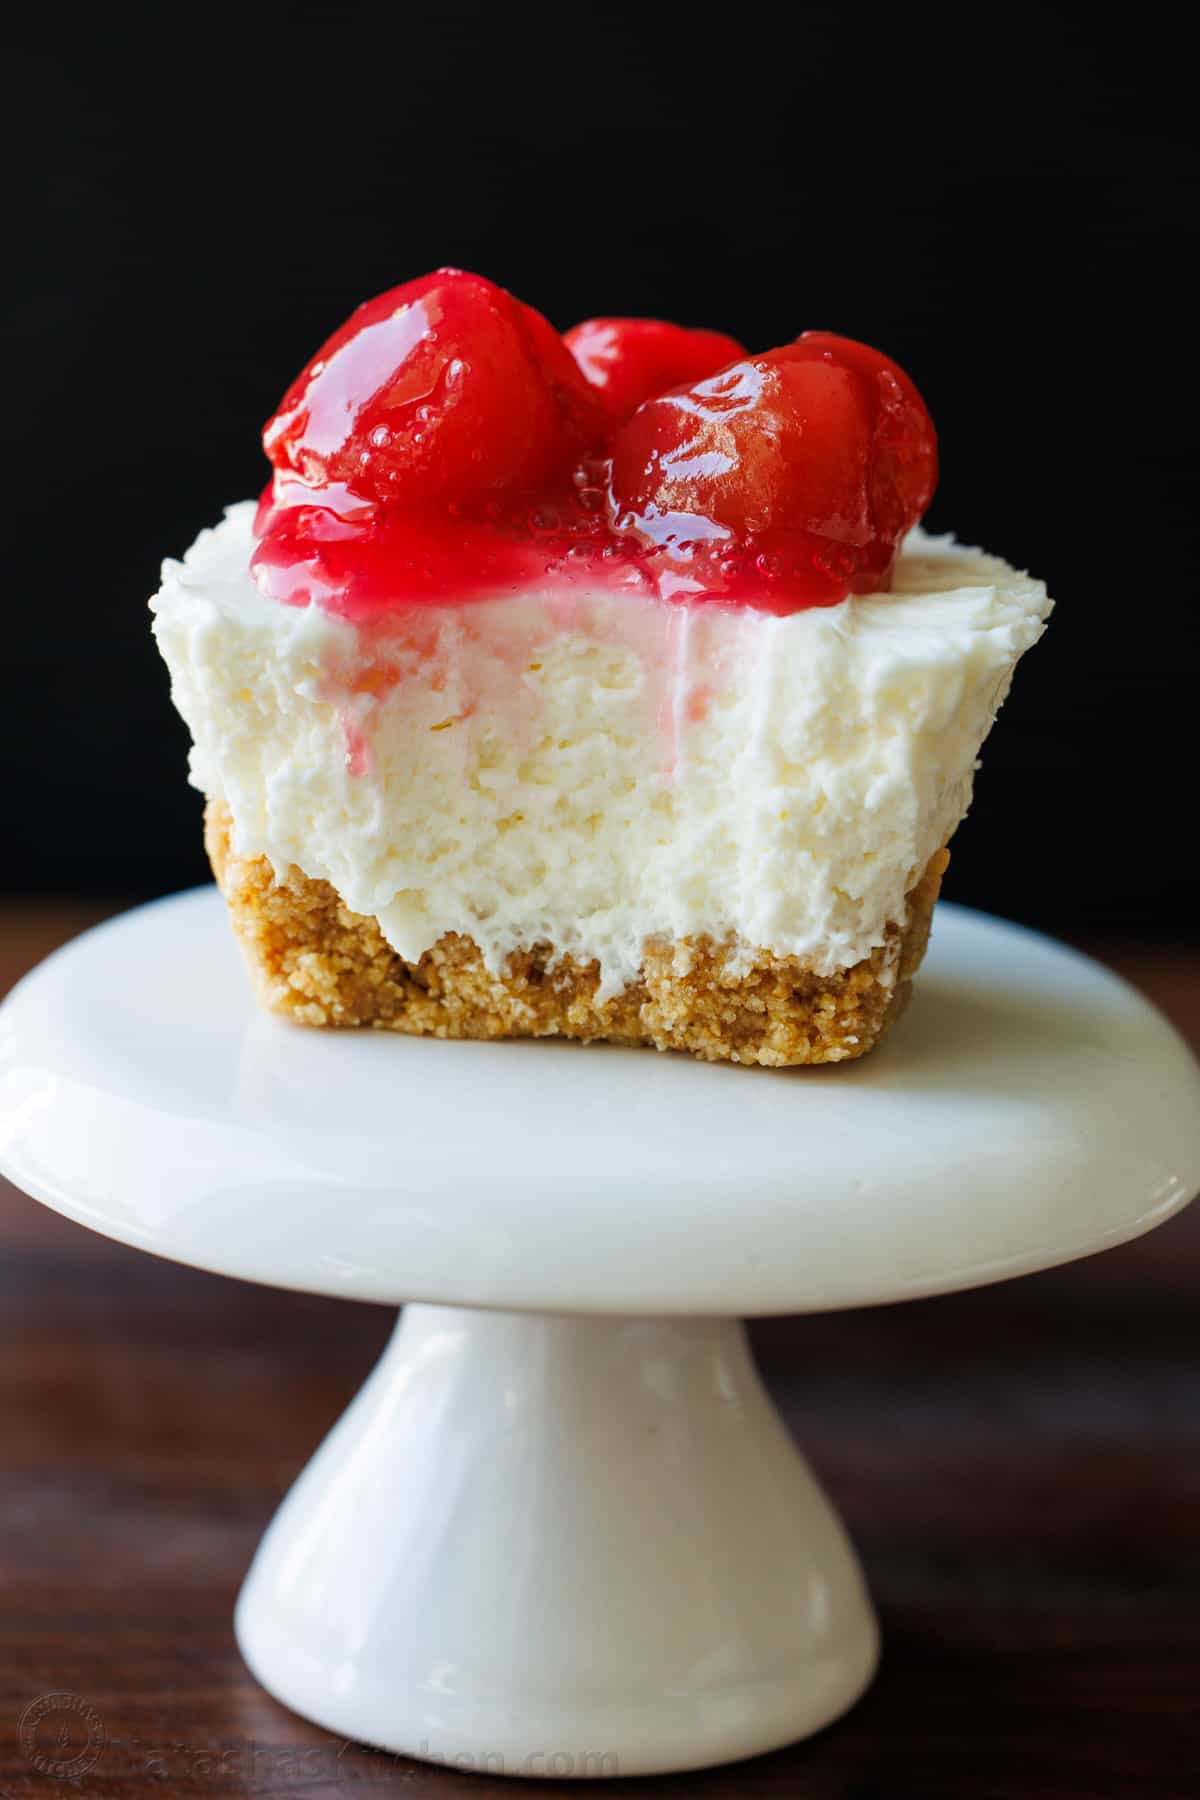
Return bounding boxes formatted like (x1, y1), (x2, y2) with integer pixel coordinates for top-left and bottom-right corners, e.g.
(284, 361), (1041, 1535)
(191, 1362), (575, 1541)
(2, 904), (1198, 1798)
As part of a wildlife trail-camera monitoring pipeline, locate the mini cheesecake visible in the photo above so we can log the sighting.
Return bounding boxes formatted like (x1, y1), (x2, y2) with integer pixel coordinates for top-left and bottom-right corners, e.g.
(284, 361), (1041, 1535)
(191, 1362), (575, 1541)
(151, 271), (1051, 1065)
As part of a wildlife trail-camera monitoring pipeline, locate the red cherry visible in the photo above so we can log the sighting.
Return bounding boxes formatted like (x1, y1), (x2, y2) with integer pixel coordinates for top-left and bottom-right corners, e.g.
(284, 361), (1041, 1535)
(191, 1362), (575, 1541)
(610, 350), (872, 540)
(609, 337), (936, 586)
(564, 317), (745, 421)
(792, 332), (938, 529)
(263, 269), (604, 510)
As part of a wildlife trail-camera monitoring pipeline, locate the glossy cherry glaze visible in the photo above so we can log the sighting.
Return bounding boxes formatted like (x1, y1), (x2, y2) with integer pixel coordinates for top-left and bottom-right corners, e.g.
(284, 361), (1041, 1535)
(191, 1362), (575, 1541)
(253, 272), (937, 622)
(564, 318), (747, 422)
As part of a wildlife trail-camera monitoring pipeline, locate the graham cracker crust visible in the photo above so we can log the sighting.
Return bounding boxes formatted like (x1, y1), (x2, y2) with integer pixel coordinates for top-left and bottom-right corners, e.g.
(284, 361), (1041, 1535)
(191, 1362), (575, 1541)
(205, 801), (948, 1067)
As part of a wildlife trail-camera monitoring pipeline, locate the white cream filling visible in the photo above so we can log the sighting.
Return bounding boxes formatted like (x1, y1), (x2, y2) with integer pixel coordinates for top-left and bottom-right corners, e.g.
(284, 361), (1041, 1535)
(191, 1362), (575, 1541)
(151, 502), (1051, 996)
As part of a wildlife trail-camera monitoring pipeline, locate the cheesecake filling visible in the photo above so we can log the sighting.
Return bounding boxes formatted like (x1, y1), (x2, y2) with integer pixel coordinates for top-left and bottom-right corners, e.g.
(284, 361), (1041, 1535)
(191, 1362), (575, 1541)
(152, 503), (1051, 998)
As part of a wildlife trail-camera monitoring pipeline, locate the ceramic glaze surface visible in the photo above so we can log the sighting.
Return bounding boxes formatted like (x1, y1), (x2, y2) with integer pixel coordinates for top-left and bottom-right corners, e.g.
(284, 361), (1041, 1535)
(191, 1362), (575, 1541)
(1, 889), (1197, 1316)
(1, 895), (1197, 1775)
(236, 1305), (878, 1775)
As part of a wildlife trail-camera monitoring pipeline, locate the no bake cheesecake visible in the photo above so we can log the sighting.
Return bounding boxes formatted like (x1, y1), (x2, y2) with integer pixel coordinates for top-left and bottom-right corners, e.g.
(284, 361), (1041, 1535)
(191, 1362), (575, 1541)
(151, 270), (1051, 1065)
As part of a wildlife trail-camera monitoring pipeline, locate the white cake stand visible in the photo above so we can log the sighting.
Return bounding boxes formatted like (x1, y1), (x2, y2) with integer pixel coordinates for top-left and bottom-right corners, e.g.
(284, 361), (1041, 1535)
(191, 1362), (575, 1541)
(2, 891), (1198, 1780)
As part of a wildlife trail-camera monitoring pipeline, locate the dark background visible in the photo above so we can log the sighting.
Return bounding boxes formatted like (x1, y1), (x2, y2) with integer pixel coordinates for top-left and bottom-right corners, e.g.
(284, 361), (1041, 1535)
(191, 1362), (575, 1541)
(6, 2), (1197, 932)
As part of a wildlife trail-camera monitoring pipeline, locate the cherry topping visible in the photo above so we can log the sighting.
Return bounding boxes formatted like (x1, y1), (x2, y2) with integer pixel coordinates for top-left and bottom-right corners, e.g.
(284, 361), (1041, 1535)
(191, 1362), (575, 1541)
(608, 335), (936, 591)
(254, 273), (938, 620)
(565, 318), (746, 422)
(794, 331), (938, 528)
(263, 268), (604, 511)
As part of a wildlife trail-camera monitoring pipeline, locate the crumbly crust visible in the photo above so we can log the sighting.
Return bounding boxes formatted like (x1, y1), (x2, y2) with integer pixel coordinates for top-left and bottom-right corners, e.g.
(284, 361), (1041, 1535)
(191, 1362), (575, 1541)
(205, 801), (948, 1067)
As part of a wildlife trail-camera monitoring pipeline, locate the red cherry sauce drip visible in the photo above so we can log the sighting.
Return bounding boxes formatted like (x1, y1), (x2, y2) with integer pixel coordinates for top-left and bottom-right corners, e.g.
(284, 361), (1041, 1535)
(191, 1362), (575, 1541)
(252, 472), (855, 623)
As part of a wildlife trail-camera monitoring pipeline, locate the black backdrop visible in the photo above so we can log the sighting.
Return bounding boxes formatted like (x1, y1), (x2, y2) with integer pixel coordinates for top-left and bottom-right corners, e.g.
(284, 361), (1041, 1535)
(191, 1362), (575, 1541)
(7, 2), (1197, 932)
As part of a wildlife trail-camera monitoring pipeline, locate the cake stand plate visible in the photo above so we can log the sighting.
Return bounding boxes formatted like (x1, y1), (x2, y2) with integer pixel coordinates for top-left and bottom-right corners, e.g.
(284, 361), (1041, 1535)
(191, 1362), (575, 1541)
(2, 891), (1198, 1779)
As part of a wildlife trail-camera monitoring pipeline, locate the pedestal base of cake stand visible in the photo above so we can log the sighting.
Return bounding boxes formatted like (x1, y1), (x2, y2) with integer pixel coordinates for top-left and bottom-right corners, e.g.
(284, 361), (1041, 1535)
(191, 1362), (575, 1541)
(235, 1305), (876, 1778)
(2, 890), (1200, 1779)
